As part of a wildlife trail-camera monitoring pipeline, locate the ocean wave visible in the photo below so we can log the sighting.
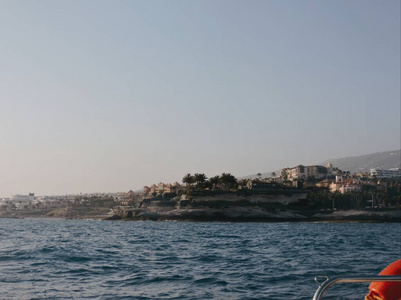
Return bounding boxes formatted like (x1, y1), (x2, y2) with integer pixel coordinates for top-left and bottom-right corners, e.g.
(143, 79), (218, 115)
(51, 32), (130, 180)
(0, 219), (399, 299)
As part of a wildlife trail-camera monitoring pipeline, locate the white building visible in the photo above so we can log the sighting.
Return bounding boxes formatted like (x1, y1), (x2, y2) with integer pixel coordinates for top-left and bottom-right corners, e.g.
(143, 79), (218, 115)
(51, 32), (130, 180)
(330, 179), (363, 194)
(339, 184), (362, 194)
(281, 163), (335, 181)
(10, 193), (35, 209)
(370, 168), (401, 178)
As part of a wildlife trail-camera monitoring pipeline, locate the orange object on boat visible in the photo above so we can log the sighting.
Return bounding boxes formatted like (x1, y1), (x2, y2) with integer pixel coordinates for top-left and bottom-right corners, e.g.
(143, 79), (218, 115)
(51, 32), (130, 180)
(365, 259), (401, 300)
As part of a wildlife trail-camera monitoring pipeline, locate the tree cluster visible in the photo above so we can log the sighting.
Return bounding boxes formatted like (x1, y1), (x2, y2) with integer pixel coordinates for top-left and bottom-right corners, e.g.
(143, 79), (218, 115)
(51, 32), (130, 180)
(182, 173), (238, 192)
(305, 180), (401, 210)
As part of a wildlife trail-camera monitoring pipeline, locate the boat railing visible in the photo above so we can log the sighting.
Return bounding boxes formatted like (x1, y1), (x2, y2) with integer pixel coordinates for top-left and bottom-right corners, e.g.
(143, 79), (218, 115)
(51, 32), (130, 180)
(312, 275), (401, 300)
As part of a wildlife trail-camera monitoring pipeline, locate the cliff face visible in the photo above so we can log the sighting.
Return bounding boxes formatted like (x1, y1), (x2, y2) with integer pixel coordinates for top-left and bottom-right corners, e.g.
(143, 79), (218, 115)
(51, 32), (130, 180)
(108, 192), (401, 222)
(184, 193), (306, 205)
(111, 192), (310, 222)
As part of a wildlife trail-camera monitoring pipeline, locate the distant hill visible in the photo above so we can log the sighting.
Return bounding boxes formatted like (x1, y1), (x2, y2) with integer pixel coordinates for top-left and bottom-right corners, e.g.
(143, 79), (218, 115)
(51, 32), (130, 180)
(319, 150), (400, 173)
(241, 150), (400, 179)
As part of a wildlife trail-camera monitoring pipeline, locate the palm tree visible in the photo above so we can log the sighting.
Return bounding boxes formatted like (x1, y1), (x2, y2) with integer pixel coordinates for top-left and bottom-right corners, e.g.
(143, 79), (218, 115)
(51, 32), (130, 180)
(257, 173), (262, 180)
(194, 173), (207, 190)
(271, 172), (276, 178)
(220, 173), (238, 191)
(182, 173), (195, 189)
(209, 175), (220, 190)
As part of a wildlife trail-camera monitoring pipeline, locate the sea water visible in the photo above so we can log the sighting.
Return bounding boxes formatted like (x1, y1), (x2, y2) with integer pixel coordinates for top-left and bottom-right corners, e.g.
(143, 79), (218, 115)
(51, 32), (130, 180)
(0, 219), (400, 300)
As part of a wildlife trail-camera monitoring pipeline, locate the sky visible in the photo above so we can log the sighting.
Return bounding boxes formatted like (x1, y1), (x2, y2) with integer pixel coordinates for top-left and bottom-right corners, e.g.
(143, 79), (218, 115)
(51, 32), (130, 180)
(0, 0), (400, 197)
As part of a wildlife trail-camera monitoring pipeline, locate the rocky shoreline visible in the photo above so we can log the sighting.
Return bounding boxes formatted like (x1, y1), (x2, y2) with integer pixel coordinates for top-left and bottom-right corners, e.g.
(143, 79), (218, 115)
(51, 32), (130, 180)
(1, 207), (400, 222)
(104, 192), (401, 222)
(105, 206), (401, 222)
(0, 207), (114, 220)
(2, 192), (400, 223)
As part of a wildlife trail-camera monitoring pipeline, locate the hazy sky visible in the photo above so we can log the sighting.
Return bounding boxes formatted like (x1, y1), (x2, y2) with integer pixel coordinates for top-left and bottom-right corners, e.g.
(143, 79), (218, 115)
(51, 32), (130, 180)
(1, 0), (400, 196)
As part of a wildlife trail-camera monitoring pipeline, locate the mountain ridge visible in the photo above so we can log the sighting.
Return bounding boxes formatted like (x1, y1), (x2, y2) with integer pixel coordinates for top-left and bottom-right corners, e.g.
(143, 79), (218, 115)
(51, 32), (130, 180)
(319, 149), (400, 173)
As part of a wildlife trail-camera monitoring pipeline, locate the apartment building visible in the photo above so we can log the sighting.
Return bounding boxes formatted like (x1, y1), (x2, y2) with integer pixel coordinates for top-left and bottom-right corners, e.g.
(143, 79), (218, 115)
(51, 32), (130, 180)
(281, 163), (334, 181)
(143, 182), (183, 197)
(370, 168), (401, 178)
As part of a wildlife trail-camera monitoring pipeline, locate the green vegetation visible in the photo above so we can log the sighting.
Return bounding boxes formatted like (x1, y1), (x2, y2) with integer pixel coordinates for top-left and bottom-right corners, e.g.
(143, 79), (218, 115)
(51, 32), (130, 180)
(70, 195), (116, 208)
(179, 173), (401, 211)
(182, 172), (239, 192)
(304, 179), (401, 210)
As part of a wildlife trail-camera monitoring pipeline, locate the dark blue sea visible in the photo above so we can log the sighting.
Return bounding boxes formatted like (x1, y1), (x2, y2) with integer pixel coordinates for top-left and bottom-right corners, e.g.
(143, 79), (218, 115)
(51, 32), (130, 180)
(0, 219), (400, 300)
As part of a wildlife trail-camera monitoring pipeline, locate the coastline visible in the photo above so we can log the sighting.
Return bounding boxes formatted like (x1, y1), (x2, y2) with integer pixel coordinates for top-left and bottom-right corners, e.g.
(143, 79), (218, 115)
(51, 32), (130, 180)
(2, 192), (400, 223)
(104, 207), (401, 223)
(105, 192), (401, 223)
(2, 207), (399, 223)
